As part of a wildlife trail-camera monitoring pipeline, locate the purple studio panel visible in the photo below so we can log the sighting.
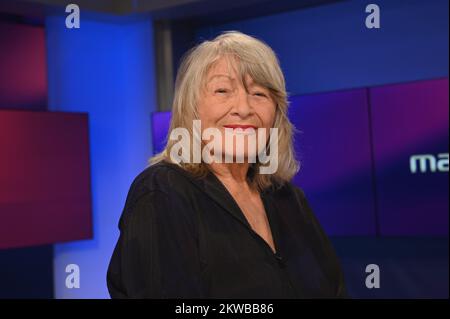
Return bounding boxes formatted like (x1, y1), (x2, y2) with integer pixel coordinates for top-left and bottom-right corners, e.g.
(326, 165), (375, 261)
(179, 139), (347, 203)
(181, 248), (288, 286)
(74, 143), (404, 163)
(371, 78), (449, 236)
(289, 89), (376, 236)
(0, 110), (93, 249)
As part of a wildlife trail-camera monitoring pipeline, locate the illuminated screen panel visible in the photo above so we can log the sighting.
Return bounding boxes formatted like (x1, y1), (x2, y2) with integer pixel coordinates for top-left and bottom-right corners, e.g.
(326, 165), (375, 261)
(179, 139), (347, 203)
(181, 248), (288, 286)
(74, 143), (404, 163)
(289, 89), (376, 236)
(0, 110), (93, 249)
(371, 78), (449, 236)
(0, 21), (47, 110)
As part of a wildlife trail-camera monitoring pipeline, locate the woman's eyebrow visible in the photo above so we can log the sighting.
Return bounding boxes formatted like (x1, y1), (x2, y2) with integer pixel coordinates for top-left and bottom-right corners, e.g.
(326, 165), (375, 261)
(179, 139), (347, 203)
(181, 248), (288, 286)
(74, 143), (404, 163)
(207, 74), (235, 82)
(207, 74), (265, 90)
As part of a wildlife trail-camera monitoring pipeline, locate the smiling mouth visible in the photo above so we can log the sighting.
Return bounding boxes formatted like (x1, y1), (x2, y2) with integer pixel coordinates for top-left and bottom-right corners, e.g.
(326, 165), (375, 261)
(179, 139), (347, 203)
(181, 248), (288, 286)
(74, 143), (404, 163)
(223, 125), (258, 135)
(223, 125), (258, 130)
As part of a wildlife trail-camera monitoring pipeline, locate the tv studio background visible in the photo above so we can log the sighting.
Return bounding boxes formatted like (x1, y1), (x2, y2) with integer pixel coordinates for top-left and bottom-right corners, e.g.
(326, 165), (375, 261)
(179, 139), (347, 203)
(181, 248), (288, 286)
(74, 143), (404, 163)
(0, 0), (448, 299)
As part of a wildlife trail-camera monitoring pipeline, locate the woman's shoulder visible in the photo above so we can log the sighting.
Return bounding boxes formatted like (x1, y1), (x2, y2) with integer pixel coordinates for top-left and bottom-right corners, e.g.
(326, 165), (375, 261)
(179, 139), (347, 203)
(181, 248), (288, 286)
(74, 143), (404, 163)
(269, 181), (319, 225)
(268, 180), (306, 203)
(118, 161), (200, 228)
(128, 161), (199, 197)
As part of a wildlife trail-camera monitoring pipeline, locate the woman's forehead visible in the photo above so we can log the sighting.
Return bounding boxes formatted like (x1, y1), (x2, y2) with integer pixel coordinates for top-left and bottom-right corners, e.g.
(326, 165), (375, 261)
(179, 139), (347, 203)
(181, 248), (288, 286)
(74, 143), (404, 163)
(207, 57), (239, 77)
(202, 55), (274, 91)
(206, 60), (256, 84)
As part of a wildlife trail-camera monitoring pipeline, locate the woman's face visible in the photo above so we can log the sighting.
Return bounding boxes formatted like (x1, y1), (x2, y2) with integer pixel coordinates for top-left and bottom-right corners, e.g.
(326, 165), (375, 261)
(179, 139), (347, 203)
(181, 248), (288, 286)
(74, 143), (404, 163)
(197, 57), (276, 162)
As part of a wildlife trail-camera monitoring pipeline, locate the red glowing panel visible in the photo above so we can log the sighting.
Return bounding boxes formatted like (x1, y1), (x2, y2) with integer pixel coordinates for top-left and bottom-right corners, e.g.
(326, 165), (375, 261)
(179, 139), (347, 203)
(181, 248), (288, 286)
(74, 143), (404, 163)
(0, 110), (92, 249)
(0, 22), (47, 110)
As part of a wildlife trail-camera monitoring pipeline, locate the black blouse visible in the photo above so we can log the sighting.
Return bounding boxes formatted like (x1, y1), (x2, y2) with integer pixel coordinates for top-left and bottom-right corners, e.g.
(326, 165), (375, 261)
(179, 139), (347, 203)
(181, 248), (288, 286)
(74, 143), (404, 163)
(107, 161), (347, 298)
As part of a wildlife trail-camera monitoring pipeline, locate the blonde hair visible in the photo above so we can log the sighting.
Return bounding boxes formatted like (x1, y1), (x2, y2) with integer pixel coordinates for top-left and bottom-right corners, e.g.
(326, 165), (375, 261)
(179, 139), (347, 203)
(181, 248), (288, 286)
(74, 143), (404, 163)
(150, 31), (299, 191)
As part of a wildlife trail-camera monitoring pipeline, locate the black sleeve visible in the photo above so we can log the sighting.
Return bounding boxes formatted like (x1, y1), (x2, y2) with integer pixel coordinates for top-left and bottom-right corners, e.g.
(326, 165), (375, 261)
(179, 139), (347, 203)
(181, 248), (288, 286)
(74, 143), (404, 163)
(106, 188), (206, 298)
(291, 185), (349, 299)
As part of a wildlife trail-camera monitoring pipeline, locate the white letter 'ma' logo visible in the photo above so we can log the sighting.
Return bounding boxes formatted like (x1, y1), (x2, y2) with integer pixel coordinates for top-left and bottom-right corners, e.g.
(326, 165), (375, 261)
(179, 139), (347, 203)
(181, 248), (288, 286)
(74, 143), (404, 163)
(410, 153), (449, 174)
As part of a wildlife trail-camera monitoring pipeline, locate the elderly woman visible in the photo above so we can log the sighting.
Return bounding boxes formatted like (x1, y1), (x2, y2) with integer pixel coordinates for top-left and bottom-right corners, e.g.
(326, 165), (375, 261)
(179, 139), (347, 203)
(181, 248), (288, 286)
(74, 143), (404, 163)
(107, 31), (347, 298)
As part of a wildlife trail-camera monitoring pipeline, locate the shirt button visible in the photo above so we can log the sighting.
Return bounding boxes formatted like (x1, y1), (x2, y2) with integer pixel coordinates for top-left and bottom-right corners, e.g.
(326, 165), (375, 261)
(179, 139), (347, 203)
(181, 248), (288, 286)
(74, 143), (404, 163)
(275, 254), (286, 268)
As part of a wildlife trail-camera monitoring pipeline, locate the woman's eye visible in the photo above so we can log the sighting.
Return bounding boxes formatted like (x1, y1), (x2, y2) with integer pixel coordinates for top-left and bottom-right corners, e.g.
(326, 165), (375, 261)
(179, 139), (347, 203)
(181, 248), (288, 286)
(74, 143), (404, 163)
(215, 88), (229, 94)
(253, 92), (267, 98)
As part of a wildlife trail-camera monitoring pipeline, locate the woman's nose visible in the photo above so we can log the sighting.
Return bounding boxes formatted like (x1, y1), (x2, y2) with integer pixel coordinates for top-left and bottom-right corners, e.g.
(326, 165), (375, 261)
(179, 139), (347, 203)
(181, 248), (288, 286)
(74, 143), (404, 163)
(231, 89), (254, 118)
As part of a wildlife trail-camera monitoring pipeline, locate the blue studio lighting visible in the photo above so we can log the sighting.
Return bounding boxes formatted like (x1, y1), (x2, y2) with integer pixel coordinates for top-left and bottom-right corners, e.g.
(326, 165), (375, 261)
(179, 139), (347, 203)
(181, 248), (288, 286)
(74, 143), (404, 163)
(46, 13), (156, 298)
